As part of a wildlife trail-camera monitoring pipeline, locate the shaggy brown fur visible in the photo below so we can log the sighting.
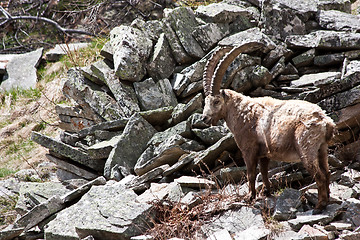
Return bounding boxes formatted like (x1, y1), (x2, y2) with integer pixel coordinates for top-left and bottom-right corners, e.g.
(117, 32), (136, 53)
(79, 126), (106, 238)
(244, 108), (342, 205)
(203, 89), (336, 211)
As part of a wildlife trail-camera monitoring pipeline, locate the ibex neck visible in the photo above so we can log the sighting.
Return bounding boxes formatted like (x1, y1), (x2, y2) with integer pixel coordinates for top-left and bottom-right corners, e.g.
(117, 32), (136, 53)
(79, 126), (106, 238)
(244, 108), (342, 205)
(223, 90), (254, 132)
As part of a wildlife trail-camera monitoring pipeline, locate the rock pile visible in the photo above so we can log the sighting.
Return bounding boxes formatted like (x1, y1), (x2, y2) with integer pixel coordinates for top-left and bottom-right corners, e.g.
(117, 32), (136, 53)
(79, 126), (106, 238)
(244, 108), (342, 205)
(1, 0), (360, 239)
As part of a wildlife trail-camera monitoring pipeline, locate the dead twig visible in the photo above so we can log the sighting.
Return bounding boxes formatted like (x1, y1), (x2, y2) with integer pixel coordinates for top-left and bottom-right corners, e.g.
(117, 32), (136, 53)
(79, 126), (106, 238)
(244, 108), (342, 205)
(0, 6), (95, 37)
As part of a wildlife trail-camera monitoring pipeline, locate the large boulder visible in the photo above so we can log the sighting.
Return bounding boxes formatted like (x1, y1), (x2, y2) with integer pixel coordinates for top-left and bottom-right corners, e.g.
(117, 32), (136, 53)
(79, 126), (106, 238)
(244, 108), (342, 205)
(0, 48), (43, 92)
(164, 7), (205, 59)
(44, 182), (154, 240)
(104, 113), (157, 179)
(318, 10), (360, 32)
(110, 26), (153, 81)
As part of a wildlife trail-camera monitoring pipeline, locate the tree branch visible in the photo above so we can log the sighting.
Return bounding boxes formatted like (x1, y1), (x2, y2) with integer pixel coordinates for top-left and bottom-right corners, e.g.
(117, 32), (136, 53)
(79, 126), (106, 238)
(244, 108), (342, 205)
(0, 6), (95, 37)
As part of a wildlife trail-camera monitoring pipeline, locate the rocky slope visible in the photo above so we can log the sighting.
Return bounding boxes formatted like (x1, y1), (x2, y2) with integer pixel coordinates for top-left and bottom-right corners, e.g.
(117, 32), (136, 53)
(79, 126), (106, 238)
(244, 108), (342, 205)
(1, 0), (360, 239)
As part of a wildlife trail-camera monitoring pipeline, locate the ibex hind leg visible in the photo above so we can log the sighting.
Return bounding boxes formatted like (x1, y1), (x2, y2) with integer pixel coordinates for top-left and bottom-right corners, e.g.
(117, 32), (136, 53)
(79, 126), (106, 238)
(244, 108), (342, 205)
(296, 143), (329, 213)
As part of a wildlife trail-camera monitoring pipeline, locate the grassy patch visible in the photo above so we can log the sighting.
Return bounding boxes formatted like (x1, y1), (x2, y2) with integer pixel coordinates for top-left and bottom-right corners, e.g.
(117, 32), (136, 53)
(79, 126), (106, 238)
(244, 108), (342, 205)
(0, 168), (16, 178)
(0, 87), (41, 109)
(60, 37), (108, 70)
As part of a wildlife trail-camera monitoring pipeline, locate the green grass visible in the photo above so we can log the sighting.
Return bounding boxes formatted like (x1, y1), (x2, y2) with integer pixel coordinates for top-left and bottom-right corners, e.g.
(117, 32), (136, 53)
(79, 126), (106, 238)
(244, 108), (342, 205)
(0, 168), (16, 178)
(0, 87), (41, 108)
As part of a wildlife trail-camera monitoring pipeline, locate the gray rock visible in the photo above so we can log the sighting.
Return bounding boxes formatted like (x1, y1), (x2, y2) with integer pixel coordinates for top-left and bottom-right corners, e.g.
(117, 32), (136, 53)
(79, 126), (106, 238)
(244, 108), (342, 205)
(273, 188), (302, 221)
(186, 133), (237, 171)
(78, 118), (128, 138)
(285, 30), (360, 50)
(270, 56), (286, 79)
(135, 19), (165, 42)
(139, 106), (174, 127)
(318, 0), (352, 12)
(192, 23), (230, 52)
(300, 71), (359, 103)
(341, 198), (360, 227)
(80, 65), (104, 86)
(134, 78), (177, 111)
(288, 204), (342, 230)
(219, 167), (247, 184)
(263, 43), (293, 69)
(100, 41), (114, 62)
(104, 113), (157, 179)
(201, 207), (265, 236)
(192, 126), (230, 145)
(0, 48), (43, 92)
(55, 104), (103, 123)
(31, 132), (105, 172)
(162, 21), (192, 64)
(136, 182), (184, 203)
(172, 73), (190, 96)
(86, 135), (122, 160)
(180, 80), (203, 98)
(135, 134), (189, 176)
(165, 7), (205, 59)
(233, 226), (271, 240)
(90, 59), (140, 118)
(158, 78), (178, 107)
(0, 228), (24, 240)
(171, 93), (203, 125)
(46, 154), (99, 180)
(219, 27), (276, 53)
(260, 0), (317, 40)
(180, 191), (203, 210)
(147, 33), (176, 81)
(313, 52), (345, 67)
(318, 84), (360, 112)
(126, 164), (170, 189)
(291, 71), (341, 88)
(63, 68), (123, 121)
(15, 181), (71, 215)
(110, 26), (153, 81)
(174, 176), (216, 189)
(231, 65), (272, 93)
(148, 120), (192, 146)
(195, 2), (256, 24)
(345, 60), (360, 76)
(45, 183), (154, 240)
(318, 10), (360, 32)
(292, 48), (316, 68)
(46, 43), (90, 62)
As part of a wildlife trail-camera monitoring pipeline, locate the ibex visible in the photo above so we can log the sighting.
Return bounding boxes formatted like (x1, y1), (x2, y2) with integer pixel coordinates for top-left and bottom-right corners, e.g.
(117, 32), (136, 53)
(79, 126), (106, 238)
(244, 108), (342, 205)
(202, 42), (336, 212)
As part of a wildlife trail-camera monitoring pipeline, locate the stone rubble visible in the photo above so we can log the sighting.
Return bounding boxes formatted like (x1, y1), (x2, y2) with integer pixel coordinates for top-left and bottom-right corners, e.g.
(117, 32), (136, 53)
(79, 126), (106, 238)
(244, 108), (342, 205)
(1, 0), (360, 239)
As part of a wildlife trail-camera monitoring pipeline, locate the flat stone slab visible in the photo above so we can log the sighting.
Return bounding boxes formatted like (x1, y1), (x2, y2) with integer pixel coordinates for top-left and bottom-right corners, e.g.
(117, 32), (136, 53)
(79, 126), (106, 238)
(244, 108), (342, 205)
(285, 30), (360, 50)
(0, 48), (43, 91)
(318, 10), (360, 32)
(31, 131), (105, 172)
(174, 176), (216, 189)
(45, 182), (153, 240)
(46, 43), (90, 62)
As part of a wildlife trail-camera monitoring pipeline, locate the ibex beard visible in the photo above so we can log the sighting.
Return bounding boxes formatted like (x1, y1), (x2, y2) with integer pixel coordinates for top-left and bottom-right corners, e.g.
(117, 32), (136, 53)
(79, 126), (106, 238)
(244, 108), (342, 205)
(202, 44), (336, 213)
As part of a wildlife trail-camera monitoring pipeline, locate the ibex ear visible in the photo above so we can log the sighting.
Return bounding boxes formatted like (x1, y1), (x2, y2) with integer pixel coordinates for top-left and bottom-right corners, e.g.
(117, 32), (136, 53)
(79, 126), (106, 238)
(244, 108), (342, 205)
(220, 90), (228, 101)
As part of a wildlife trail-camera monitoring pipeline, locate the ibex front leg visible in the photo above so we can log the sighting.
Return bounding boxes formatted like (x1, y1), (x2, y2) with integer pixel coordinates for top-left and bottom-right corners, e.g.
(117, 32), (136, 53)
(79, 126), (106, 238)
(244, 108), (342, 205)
(243, 149), (259, 201)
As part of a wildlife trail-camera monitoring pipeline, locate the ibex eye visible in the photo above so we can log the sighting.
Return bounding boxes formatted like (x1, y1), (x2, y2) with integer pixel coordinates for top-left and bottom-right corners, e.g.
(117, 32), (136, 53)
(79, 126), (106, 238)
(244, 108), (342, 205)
(214, 100), (220, 105)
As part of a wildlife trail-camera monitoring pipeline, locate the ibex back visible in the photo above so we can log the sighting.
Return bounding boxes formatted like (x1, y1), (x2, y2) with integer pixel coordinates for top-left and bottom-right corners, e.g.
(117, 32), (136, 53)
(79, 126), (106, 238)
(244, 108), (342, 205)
(202, 43), (336, 212)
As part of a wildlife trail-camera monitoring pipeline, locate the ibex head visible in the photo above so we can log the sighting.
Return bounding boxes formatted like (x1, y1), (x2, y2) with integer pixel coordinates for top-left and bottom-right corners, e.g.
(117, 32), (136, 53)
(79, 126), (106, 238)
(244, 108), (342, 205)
(202, 43), (264, 125)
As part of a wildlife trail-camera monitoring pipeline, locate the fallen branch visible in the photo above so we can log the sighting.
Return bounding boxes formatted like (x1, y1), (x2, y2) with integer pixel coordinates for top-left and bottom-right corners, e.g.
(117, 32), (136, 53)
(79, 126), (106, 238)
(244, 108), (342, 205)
(0, 6), (95, 37)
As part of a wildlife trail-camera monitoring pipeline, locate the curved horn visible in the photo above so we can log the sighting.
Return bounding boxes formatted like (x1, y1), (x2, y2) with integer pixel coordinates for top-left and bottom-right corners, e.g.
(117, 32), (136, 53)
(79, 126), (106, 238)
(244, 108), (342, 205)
(211, 42), (264, 95)
(203, 47), (232, 96)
